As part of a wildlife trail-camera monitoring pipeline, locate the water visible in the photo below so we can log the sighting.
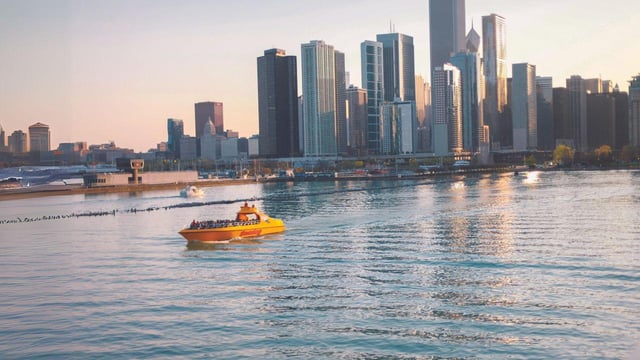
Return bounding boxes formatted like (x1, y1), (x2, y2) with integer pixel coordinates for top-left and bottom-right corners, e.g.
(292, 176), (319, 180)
(1, 170), (639, 359)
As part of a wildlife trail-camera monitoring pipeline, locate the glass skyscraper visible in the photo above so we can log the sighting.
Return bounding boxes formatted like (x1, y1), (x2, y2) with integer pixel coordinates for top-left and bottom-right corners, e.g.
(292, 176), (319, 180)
(257, 48), (299, 158)
(301, 40), (337, 157)
(376, 33), (416, 102)
(512, 63), (537, 151)
(450, 51), (484, 152)
(361, 40), (384, 154)
(483, 13), (507, 150)
(432, 64), (462, 156)
(429, 0), (466, 71)
(194, 102), (223, 138)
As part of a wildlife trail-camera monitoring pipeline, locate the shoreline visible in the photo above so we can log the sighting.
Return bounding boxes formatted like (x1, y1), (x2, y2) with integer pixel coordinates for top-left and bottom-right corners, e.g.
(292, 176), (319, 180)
(1, 166), (635, 202)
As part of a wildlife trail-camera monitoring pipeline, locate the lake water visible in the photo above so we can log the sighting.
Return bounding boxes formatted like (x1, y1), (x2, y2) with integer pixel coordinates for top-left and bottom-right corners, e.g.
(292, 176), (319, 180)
(1, 170), (639, 359)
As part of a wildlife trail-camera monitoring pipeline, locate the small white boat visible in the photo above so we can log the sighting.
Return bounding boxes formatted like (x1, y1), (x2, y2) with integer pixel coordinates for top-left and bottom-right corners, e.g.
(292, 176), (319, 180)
(180, 185), (204, 198)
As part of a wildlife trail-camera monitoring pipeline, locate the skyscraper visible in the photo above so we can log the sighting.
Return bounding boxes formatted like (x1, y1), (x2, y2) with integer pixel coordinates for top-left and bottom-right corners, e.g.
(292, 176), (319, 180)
(335, 50), (348, 155)
(380, 101), (417, 154)
(167, 118), (184, 156)
(8, 130), (28, 154)
(377, 33), (416, 102)
(432, 64), (462, 155)
(536, 76), (555, 150)
(346, 86), (368, 157)
(429, 0), (466, 70)
(512, 63), (537, 151)
(301, 40), (337, 157)
(483, 13), (507, 150)
(630, 75), (640, 147)
(28, 122), (50, 152)
(0, 124), (5, 151)
(361, 40), (384, 154)
(567, 75), (588, 152)
(257, 48), (299, 158)
(450, 50), (484, 152)
(195, 101), (223, 138)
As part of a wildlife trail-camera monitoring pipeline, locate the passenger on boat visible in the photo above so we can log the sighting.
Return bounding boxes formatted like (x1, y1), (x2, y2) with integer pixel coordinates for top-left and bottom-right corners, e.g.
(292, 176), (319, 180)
(237, 213), (249, 222)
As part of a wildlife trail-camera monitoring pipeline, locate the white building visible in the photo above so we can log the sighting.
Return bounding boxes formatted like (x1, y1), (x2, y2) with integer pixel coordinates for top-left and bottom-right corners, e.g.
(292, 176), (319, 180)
(432, 64), (462, 156)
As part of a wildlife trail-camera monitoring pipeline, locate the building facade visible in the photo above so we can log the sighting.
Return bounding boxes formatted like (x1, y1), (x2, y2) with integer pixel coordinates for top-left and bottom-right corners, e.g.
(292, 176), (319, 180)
(167, 118), (184, 157)
(257, 48), (299, 158)
(512, 63), (537, 151)
(361, 40), (384, 154)
(301, 40), (337, 157)
(8, 130), (28, 154)
(194, 101), (223, 138)
(28, 122), (50, 152)
(432, 64), (462, 156)
(630, 75), (640, 147)
(346, 86), (368, 157)
(335, 50), (348, 155)
(377, 33), (416, 102)
(567, 75), (588, 152)
(536, 77), (554, 150)
(483, 13), (507, 150)
(450, 51), (484, 152)
(380, 101), (417, 155)
(429, 0), (466, 70)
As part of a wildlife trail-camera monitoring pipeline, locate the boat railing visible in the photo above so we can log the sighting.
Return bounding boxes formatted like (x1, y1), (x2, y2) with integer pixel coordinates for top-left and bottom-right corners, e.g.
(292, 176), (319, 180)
(189, 219), (260, 229)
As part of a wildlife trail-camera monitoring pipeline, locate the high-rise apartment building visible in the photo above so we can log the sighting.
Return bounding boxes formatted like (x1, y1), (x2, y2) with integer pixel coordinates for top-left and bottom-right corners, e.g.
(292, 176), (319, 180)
(512, 63), (537, 151)
(450, 51), (484, 152)
(8, 130), (28, 154)
(377, 33), (416, 102)
(567, 75), (588, 152)
(629, 75), (640, 147)
(301, 40), (337, 157)
(380, 101), (417, 155)
(167, 118), (184, 156)
(195, 101), (223, 138)
(361, 40), (384, 154)
(257, 48), (299, 158)
(335, 50), (348, 155)
(346, 86), (368, 157)
(28, 122), (50, 152)
(483, 13), (507, 150)
(429, 0), (466, 70)
(536, 76), (555, 150)
(432, 64), (462, 156)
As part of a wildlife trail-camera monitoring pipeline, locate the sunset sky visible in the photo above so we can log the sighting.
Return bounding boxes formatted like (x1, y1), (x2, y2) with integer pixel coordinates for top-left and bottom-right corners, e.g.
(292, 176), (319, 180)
(1, 0), (638, 152)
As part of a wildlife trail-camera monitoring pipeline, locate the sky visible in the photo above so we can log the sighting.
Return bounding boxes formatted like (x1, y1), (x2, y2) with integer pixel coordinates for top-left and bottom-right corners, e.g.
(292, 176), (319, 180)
(1, 0), (638, 152)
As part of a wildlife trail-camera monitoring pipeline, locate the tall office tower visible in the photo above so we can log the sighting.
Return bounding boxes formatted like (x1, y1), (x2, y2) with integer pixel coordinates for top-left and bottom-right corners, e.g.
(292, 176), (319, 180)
(466, 24), (481, 53)
(567, 75), (588, 152)
(200, 118), (220, 161)
(257, 48), (299, 158)
(335, 51), (348, 155)
(380, 101), (417, 154)
(28, 122), (50, 152)
(377, 33), (416, 102)
(167, 118), (184, 156)
(301, 40), (337, 157)
(429, 0), (466, 70)
(612, 91), (629, 149)
(512, 63), (537, 151)
(584, 77), (603, 94)
(450, 51), (484, 152)
(483, 13), (507, 150)
(195, 101), (223, 138)
(630, 75), (640, 147)
(0, 124), (5, 151)
(536, 76), (555, 150)
(602, 80), (614, 94)
(587, 93), (615, 150)
(415, 75), (427, 152)
(8, 130), (28, 153)
(432, 64), (462, 156)
(346, 86), (368, 157)
(553, 87), (572, 147)
(361, 40), (384, 154)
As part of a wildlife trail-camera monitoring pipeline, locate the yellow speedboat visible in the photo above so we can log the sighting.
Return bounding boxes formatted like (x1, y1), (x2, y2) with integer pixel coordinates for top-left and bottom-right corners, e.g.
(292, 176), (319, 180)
(178, 202), (285, 243)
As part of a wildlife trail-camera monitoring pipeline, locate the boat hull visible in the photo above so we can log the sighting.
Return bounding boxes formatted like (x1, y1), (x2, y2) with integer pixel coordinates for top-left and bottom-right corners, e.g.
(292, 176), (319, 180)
(178, 220), (285, 243)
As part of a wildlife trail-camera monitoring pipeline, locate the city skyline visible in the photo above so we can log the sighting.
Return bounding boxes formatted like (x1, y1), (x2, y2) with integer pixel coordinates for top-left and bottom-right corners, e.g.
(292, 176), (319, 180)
(1, 0), (638, 152)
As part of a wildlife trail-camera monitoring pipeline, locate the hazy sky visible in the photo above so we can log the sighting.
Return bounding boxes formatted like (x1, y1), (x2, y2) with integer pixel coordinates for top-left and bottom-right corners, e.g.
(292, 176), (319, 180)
(1, 0), (638, 152)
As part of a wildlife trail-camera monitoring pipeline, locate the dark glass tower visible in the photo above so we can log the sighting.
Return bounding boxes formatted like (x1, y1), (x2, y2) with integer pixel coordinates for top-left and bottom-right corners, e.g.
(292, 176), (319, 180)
(195, 101), (223, 138)
(376, 33), (416, 102)
(257, 48), (299, 157)
(429, 0), (466, 71)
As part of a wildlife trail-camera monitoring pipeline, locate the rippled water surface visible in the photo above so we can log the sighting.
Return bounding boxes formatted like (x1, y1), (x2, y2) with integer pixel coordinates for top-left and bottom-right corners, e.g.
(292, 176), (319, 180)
(1, 170), (639, 359)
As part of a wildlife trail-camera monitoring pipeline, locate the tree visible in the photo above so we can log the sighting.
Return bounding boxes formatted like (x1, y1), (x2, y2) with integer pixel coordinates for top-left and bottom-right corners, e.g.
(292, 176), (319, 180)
(553, 144), (575, 166)
(620, 145), (638, 163)
(525, 155), (537, 168)
(594, 145), (613, 164)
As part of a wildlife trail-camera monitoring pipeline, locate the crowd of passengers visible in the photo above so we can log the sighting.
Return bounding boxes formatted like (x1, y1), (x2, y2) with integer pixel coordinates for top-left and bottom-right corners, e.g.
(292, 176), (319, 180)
(190, 218), (260, 229)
